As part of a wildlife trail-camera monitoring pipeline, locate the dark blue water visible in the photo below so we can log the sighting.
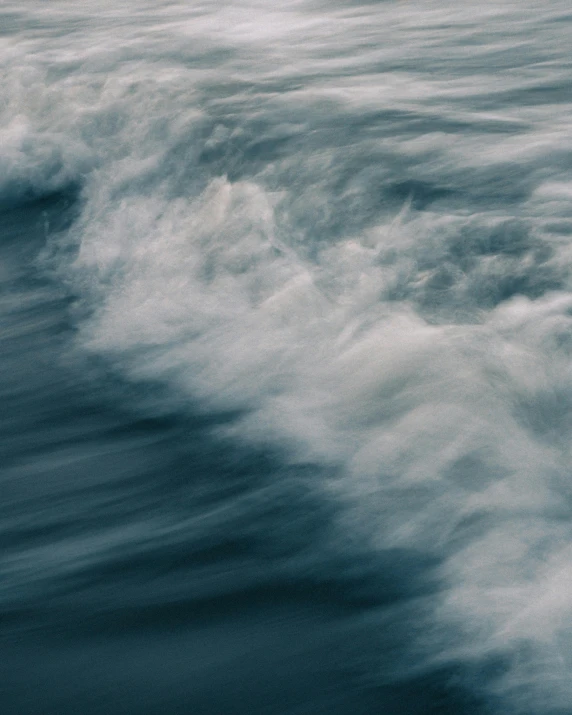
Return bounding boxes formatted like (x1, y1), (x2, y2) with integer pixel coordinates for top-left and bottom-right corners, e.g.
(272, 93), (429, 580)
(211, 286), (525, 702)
(2, 2), (572, 713)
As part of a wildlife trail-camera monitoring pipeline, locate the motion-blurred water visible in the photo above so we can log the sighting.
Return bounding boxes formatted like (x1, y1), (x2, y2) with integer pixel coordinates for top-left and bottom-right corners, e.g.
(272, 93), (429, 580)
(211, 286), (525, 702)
(2, 2), (572, 713)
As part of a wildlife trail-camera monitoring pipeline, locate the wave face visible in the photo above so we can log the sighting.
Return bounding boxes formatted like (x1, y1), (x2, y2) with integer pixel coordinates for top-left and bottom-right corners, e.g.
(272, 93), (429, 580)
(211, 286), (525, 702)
(3, 1), (572, 713)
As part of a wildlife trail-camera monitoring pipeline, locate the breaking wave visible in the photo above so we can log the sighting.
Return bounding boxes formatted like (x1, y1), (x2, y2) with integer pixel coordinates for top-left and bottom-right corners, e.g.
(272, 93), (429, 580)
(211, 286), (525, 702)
(3, 1), (572, 712)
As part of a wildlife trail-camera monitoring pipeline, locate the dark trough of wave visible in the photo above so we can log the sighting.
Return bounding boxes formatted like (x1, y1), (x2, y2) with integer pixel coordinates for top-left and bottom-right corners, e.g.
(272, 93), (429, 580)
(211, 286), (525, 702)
(0, 190), (489, 714)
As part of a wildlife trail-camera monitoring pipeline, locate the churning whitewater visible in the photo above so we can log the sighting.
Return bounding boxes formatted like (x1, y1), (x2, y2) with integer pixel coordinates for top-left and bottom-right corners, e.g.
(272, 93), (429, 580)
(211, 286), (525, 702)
(2, 1), (572, 713)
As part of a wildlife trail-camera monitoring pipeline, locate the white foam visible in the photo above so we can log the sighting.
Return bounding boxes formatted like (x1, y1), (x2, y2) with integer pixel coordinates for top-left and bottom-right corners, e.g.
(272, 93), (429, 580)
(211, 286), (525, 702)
(67, 164), (572, 708)
(5, 0), (572, 709)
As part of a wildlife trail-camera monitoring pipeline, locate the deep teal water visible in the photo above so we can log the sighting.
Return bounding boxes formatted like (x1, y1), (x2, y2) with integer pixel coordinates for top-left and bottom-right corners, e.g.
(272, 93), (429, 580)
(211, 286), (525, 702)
(2, 3), (572, 713)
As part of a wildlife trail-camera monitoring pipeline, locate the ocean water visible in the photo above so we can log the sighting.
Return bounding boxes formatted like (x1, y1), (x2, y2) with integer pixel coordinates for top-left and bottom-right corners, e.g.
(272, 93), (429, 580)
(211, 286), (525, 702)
(2, 1), (572, 713)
